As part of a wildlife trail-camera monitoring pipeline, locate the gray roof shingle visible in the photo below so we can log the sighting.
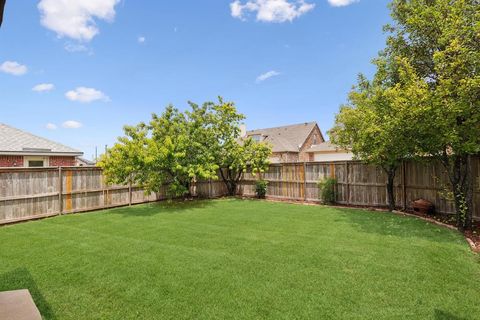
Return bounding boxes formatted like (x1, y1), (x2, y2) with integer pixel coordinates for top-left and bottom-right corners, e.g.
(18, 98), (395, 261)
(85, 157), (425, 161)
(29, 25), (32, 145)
(0, 123), (83, 155)
(246, 122), (318, 153)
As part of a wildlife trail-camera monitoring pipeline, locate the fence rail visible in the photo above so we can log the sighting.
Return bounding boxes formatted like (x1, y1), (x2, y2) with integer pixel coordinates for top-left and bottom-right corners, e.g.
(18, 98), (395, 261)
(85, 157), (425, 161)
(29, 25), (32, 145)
(1, 157), (479, 224)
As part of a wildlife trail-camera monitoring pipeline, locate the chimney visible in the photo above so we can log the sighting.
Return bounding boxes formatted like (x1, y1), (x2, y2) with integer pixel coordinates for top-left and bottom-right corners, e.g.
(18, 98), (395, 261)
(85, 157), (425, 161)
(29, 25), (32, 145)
(240, 124), (247, 138)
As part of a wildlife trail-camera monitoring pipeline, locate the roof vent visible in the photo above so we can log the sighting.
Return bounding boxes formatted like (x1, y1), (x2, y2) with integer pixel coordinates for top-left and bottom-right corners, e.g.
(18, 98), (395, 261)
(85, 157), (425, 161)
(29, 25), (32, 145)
(22, 147), (52, 152)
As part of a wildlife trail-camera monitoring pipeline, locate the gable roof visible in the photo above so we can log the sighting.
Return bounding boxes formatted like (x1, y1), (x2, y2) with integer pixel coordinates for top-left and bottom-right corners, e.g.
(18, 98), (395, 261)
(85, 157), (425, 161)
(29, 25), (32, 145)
(246, 122), (319, 153)
(77, 157), (96, 166)
(0, 123), (83, 156)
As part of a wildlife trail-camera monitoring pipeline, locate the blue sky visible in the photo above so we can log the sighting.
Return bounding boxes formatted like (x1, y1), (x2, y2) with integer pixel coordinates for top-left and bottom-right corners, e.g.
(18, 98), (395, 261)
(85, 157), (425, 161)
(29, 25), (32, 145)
(0, 0), (391, 159)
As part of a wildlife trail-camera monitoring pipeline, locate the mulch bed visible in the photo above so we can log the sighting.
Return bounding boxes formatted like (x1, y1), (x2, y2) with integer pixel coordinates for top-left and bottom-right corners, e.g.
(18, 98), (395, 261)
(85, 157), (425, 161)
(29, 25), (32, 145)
(394, 210), (480, 253)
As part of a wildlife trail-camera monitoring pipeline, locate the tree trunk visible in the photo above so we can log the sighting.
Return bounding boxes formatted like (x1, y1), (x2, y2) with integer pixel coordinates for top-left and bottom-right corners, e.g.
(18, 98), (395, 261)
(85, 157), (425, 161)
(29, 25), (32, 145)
(385, 168), (397, 212)
(219, 168), (238, 197)
(465, 155), (474, 231)
(446, 155), (473, 232)
(183, 179), (192, 198)
(227, 181), (237, 196)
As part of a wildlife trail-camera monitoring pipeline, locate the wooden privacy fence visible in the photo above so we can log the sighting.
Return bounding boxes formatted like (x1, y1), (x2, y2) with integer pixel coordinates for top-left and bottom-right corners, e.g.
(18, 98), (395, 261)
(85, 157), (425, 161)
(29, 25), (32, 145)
(239, 158), (480, 218)
(1, 158), (479, 224)
(0, 167), (228, 224)
(0, 167), (154, 224)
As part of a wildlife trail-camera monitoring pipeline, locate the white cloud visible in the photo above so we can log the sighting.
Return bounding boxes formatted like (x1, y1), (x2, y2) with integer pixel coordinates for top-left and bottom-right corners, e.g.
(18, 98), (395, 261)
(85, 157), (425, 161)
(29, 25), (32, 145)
(33, 83), (55, 92)
(230, 0), (315, 23)
(0, 61), (28, 76)
(62, 120), (83, 129)
(328, 0), (359, 7)
(138, 36), (146, 44)
(65, 87), (109, 103)
(38, 0), (121, 42)
(231, 1), (244, 19)
(46, 123), (57, 130)
(256, 70), (281, 82)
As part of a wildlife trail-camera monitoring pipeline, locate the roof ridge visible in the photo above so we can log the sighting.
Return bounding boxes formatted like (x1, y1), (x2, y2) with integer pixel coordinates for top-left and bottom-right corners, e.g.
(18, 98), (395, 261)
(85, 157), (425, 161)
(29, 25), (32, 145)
(247, 121), (317, 133)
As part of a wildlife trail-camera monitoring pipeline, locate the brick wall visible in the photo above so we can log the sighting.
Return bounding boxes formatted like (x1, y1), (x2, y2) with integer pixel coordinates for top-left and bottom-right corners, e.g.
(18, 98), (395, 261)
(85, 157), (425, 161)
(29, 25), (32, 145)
(0, 156), (24, 167)
(270, 152), (300, 163)
(299, 125), (324, 162)
(49, 156), (76, 167)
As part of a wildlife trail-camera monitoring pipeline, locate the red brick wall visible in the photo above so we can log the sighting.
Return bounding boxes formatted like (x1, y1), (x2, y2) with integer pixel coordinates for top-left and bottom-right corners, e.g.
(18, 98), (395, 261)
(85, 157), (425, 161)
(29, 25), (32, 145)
(49, 156), (76, 167)
(0, 156), (24, 167)
(299, 125), (324, 162)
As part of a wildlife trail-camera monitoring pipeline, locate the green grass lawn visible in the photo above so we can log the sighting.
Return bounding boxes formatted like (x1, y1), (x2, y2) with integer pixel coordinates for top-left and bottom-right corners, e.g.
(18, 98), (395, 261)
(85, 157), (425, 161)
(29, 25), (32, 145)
(1, 199), (479, 319)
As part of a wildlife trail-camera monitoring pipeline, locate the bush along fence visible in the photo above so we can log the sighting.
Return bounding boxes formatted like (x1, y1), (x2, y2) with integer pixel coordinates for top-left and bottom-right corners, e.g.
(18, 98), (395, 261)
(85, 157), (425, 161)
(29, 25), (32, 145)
(1, 157), (479, 224)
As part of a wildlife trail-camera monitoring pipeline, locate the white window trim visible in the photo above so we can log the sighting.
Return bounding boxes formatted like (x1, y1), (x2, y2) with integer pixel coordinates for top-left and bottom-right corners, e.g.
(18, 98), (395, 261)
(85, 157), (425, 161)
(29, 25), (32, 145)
(24, 156), (49, 168)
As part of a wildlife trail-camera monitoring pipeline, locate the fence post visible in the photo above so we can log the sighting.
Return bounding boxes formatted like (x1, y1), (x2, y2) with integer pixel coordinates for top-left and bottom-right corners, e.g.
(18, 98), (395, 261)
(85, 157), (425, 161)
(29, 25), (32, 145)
(208, 178), (212, 199)
(345, 162), (350, 205)
(303, 162), (307, 201)
(102, 173), (106, 208)
(58, 167), (63, 215)
(402, 160), (407, 211)
(128, 173), (132, 206)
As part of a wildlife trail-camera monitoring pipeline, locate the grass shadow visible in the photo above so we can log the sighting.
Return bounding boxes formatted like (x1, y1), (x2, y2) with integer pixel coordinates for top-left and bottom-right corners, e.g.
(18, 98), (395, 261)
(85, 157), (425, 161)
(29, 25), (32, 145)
(434, 309), (469, 320)
(0, 267), (56, 319)
(332, 207), (460, 244)
(107, 198), (217, 218)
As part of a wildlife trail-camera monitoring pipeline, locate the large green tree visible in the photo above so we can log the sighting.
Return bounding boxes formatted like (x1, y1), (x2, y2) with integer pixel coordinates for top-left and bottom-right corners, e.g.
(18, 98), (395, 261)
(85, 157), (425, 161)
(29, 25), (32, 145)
(330, 57), (429, 211)
(204, 98), (271, 196)
(100, 98), (271, 198)
(385, 0), (480, 230)
(100, 105), (219, 198)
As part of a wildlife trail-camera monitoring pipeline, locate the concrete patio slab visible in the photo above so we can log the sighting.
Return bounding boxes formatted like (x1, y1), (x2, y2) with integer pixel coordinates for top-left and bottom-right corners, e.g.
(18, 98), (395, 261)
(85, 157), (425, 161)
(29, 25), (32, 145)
(0, 289), (41, 320)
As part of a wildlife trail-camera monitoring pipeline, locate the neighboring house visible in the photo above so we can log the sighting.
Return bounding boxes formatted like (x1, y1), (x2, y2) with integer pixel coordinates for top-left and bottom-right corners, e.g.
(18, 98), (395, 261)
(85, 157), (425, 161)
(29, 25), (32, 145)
(244, 122), (325, 163)
(76, 157), (96, 167)
(305, 141), (353, 162)
(0, 123), (83, 168)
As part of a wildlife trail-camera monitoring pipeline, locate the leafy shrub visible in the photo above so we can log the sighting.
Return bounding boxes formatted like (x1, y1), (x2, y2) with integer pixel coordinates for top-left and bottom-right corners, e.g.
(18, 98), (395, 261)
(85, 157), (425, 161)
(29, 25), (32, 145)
(318, 178), (337, 204)
(255, 180), (268, 199)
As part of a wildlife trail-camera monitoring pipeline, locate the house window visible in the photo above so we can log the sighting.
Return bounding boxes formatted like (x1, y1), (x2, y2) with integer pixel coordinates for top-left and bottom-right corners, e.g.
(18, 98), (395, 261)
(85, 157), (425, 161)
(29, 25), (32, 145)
(28, 160), (44, 167)
(313, 134), (318, 145)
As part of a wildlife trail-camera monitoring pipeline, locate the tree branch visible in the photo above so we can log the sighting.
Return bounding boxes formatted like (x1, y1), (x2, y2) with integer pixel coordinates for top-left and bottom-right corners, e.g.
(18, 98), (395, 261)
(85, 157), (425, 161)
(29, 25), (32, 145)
(0, 0), (5, 27)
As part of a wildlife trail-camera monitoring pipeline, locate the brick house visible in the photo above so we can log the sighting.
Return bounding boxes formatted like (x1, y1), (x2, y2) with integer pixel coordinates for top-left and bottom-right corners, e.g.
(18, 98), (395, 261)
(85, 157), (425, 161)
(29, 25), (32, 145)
(244, 122), (325, 163)
(0, 123), (83, 168)
(244, 122), (354, 163)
